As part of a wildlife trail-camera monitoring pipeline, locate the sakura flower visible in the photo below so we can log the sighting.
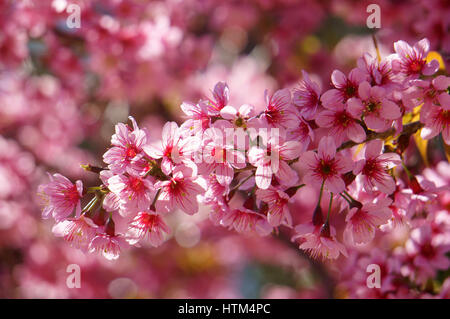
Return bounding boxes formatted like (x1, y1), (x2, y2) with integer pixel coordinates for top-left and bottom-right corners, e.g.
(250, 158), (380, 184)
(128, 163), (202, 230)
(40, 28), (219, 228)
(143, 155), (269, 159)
(126, 211), (171, 247)
(420, 108), (450, 145)
(418, 77), (450, 144)
(391, 38), (440, 79)
(248, 136), (303, 189)
(143, 121), (200, 175)
(38, 173), (83, 222)
(179, 101), (211, 135)
(260, 89), (299, 130)
(292, 222), (348, 260)
(202, 126), (246, 185)
(293, 70), (321, 120)
(357, 53), (398, 89)
(299, 136), (354, 194)
(155, 166), (204, 215)
(344, 198), (392, 245)
(221, 207), (272, 236)
(201, 174), (229, 207)
(286, 115), (314, 152)
(321, 68), (367, 106)
(88, 233), (126, 261)
(256, 186), (292, 227)
(99, 170), (121, 212)
(414, 75), (450, 115)
(52, 215), (98, 251)
(219, 103), (256, 129)
(107, 174), (155, 216)
(316, 100), (366, 145)
(206, 81), (230, 115)
(103, 116), (147, 175)
(353, 139), (401, 194)
(347, 81), (401, 132)
(404, 225), (450, 284)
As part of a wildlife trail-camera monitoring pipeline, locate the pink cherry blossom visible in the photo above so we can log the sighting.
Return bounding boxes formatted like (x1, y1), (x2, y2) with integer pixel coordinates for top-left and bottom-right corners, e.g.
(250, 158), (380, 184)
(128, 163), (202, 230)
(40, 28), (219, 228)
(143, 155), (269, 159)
(52, 215), (98, 251)
(344, 198), (392, 245)
(299, 136), (354, 194)
(404, 225), (450, 284)
(221, 207), (272, 236)
(391, 38), (440, 79)
(143, 121), (200, 175)
(353, 139), (402, 194)
(179, 101), (212, 134)
(88, 233), (126, 261)
(202, 126), (247, 185)
(293, 70), (321, 120)
(219, 104), (256, 129)
(286, 115), (314, 152)
(103, 116), (147, 175)
(256, 186), (292, 227)
(126, 211), (171, 247)
(316, 100), (366, 145)
(206, 81), (230, 115)
(248, 137), (303, 189)
(155, 167), (204, 215)
(99, 170), (121, 212)
(357, 53), (397, 89)
(260, 89), (299, 130)
(347, 81), (402, 132)
(38, 173), (83, 222)
(107, 174), (155, 216)
(292, 222), (348, 260)
(414, 76), (450, 115)
(418, 78), (450, 144)
(321, 68), (367, 106)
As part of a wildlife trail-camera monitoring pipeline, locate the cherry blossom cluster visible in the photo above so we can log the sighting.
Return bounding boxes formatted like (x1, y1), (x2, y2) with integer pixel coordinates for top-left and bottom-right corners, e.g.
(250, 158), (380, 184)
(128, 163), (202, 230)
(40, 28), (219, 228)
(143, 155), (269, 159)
(39, 38), (449, 264)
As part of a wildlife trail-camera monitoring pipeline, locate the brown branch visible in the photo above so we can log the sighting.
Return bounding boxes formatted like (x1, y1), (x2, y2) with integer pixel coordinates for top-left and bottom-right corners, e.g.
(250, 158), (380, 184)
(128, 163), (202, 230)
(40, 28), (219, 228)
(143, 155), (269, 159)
(337, 121), (424, 152)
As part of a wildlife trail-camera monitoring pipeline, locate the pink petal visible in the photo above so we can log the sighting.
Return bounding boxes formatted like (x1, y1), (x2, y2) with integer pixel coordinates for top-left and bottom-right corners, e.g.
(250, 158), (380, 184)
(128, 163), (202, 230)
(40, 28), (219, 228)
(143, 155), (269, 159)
(358, 81), (371, 100)
(318, 136), (336, 159)
(316, 110), (335, 127)
(380, 99), (402, 120)
(331, 69), (347, 88)
(255, 164), (272, 189)
(365, 115), (389, 132)
(280, 141), (303, 160)
(275, 160), (298, 186)
(325, 175), (346, 193)
(239, 104), (254, 117)
(220, 105), (238, 120)
(347, 98), (364, 118)
(423, 60), (440, 76)
(365, 139), (383, 159)
(346, 122), (366, 143)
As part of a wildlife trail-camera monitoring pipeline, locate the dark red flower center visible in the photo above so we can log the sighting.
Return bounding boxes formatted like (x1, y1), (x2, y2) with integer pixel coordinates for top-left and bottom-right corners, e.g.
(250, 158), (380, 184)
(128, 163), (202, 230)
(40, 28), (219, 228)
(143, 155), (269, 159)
(126, 145), (138, 159)
(129, 177), (144, 193)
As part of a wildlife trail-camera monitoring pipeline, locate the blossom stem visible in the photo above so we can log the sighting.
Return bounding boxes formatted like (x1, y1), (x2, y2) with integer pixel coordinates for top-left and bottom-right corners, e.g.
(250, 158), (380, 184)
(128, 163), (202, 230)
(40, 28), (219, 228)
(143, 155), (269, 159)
(340, 193), (353, 205)
(81, 195), (98, 214)
(326, 193), (333, 222)
(371, 33), (381, 62)
(150, 188), (161, 211)
(86, 186), (108, 194)
(80, 164), (104, 174)
(343, 190), (356, 202)
(401, 160), (414, 179)
(318, 180), (325, 205)
(231, 172), (255, 192)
